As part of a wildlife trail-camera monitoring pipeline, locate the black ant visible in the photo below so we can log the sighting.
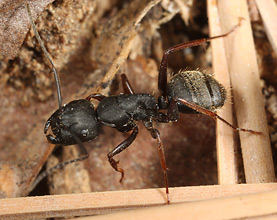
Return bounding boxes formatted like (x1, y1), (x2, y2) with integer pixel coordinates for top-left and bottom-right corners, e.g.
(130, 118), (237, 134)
(27, 4), (260, 204)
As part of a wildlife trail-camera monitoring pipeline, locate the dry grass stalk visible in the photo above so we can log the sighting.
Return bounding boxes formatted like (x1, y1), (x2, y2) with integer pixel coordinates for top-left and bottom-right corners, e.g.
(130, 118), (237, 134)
(207, 0), (239, 184)
(217, 0), (275, 183)
(255, 0), (277, 55)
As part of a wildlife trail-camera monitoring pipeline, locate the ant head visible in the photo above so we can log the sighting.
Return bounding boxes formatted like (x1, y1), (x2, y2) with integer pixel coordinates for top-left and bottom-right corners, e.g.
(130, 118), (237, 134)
(44, 99), (99, 146)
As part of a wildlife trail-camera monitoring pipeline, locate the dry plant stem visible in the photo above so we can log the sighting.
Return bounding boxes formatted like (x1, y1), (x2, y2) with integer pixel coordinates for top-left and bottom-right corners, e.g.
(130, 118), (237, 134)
(207, 0), (239, 184)
(255, 0), (277, 55)
(1, 183), (277, 219)
(217, 0), (275, 183)
(75, 188), (277, 220)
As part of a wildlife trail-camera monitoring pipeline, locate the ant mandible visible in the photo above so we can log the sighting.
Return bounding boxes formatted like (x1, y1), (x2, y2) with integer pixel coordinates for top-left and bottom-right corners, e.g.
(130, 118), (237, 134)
(27, 4), (260, 204)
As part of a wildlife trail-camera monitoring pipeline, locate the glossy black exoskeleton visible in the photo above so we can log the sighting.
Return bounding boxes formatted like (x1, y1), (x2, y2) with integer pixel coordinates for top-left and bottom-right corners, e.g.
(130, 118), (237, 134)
(46, 93), (161, 146)
(28, 4), (259, 203)
(96, 94), (159, 132)
(44, 99), (99, 145)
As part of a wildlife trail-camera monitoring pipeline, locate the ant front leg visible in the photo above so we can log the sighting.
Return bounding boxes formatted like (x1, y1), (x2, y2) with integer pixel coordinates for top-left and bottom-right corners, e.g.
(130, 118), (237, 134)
(173, 97), (262, 135)
(158, 22), (242, 99)
(108, 126), (139, 183)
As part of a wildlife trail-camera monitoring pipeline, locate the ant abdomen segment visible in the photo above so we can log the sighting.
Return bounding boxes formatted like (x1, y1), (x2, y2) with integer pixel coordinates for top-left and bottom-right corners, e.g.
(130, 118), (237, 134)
(161, 70), (261, 135)
(166, 70), (226, 114)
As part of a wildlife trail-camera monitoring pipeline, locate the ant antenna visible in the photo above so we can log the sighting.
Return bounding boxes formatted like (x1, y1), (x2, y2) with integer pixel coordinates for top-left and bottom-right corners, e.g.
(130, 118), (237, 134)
(26, 4), (62, 109)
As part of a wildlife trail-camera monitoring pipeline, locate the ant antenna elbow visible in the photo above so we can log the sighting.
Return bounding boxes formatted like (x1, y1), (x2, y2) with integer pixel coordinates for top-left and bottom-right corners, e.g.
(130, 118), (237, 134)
(26, 4), (62, 109)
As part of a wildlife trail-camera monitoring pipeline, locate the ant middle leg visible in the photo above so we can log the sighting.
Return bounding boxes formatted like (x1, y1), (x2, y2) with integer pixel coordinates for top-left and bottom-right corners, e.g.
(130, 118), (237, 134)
(107, 126), (139, 183)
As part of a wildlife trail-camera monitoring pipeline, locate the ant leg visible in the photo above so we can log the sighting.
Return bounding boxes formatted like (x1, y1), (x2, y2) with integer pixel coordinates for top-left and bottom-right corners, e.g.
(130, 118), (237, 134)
(158, 21), (242, 99)
(166, 99), (181, 122)
(121, 74), (135, 94)
(156, 98), (180, 123)
(30, 126), (89, 192)
(174, 97), (262, 135)
(154, 112), (170, 123)
(86, 93), (106, 101)
(108, 126), (139, 183)
(143, 120), (170, 204)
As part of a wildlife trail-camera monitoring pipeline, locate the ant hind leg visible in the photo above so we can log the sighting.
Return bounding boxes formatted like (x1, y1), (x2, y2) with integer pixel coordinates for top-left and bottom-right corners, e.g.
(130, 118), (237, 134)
(175, 97), (262, 135)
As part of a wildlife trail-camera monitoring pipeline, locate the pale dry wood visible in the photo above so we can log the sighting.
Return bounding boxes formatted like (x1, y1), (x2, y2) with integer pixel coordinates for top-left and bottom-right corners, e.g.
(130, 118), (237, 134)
(255, 0), (277, 55)
(207, 0), (239, 184)
(73, 188), (277, 220)
(1, 183), (277, 219)
(217, 0), (275, 183)
(253, 216), (277, 220)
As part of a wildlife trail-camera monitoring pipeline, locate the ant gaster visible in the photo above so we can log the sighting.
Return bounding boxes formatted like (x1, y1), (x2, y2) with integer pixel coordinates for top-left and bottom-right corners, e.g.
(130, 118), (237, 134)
(27, 4), (260, 204)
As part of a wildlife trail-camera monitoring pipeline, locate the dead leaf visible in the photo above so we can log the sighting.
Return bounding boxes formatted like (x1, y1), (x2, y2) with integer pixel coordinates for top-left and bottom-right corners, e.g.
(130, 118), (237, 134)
(0, 0), (54, 59)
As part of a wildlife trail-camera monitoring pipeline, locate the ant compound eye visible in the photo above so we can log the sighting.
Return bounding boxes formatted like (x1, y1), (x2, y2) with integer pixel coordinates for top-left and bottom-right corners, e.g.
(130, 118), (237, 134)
(82, 129), (89, 137)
